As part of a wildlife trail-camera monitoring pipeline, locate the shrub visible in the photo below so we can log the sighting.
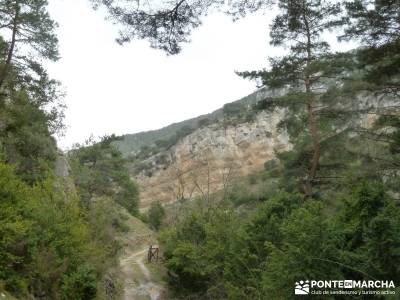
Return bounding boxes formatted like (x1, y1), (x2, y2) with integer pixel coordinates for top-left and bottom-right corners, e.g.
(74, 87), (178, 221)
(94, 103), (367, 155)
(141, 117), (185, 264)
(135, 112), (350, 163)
(223, 102), (244, 117)
(198, 118), (211, 127)
(61, 265), (97, 300)
(148, 201), (166, 231)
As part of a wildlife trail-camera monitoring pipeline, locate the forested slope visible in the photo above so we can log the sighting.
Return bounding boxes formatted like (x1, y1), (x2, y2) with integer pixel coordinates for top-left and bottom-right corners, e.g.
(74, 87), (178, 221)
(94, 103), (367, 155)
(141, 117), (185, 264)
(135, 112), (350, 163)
(0, 1), (141, 299)
(114, 87), (269, 156)
(0, 0), (399, 299)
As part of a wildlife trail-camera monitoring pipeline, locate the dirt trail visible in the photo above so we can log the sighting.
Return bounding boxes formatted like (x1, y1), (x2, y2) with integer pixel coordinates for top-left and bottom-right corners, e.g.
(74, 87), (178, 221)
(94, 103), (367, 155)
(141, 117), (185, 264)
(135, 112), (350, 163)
(120, 247), (165, 300)
(116, 209), (167, 300)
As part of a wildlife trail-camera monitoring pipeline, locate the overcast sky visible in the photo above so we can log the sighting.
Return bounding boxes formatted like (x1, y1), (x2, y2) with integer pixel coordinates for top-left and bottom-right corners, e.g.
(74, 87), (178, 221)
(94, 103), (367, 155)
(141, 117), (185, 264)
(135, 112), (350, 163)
(46, 0), (355, 150)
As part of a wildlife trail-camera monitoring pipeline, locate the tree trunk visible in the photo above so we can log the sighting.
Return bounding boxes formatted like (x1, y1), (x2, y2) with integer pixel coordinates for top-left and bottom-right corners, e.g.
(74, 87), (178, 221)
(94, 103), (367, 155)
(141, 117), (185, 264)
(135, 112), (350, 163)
(302, 5), (321, 199)
(0, 4), (20, 91)
(304, 98), (321, 198)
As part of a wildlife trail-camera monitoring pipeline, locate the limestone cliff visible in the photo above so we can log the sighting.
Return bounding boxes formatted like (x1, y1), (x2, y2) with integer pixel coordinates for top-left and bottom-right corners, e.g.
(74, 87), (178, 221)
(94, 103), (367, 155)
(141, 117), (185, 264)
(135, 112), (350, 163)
(55, 150), (78, 200)
(133, 109), (291, 209)
(123, 88), (397, 209)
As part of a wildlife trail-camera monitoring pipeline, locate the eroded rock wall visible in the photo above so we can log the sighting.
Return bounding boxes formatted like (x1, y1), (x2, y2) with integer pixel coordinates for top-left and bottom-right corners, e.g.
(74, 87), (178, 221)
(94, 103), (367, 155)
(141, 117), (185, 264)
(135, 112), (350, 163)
(134, 109), (291, 209)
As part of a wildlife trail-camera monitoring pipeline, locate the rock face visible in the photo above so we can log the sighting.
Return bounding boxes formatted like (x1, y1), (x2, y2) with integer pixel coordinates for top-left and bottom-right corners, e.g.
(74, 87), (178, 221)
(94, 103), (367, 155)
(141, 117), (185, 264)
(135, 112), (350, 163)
(134, 109), (291, 209)
(54, 150), (78, 201)
(130, 88), (398, 209)
(55, 150), (71, 178)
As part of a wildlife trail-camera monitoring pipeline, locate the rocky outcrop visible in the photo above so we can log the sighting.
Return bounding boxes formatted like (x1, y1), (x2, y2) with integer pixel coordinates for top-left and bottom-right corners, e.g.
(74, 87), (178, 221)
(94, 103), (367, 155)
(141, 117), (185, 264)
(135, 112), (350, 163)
(134, 109), (291, 209)
(55, 150), (71, 178)
(55, 150), (78, 200)
(131, 88), (399, 209)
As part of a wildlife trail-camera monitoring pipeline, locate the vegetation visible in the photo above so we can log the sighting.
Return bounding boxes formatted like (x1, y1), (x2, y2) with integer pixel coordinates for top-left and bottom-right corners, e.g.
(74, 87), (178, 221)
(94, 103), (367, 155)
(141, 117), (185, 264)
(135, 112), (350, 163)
(148, 201), (166, 231)
(68, 135), (140, 215)
(92, 0), (274, 54)
(114, 89), (266, 158)
(239, 0), (357, 198)
(0, 0), (399, 299)
(114, 118), (209, 157)
(0, 1), (139, 298)
(160, 180), (400, 299)
(0, 161), (123, 299)
(127, 0), (400, 299)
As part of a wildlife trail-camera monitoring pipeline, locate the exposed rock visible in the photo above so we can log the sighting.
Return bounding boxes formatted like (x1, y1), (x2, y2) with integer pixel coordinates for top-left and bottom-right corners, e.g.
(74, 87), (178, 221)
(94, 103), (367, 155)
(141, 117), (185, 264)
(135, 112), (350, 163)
(54, 150), (77, 200)
(134, 109), (291, 209)
(131, 88), (398, 209)
(55, 150), (70, 178)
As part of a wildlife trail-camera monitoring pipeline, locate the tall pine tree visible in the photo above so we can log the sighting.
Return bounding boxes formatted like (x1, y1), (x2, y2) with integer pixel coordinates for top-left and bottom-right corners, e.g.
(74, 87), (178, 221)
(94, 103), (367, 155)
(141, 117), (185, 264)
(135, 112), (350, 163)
(0, 0), (59, 93)
(90, 0), (274, 54)
(340, 1), (400, 190)
(240, 0), (351, 198)
(342, 0), (400, 95)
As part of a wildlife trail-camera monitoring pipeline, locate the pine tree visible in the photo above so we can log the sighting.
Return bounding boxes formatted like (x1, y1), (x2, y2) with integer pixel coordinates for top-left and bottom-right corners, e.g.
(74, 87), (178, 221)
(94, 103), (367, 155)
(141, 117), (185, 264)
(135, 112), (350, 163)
(91, 0), (274, 54)
(340, 1), (400, 187)
(0, 0), (59, 92)
(240, 0), (351, 198)
(68, 135), (140, 215)
(342, 0), (400, 95)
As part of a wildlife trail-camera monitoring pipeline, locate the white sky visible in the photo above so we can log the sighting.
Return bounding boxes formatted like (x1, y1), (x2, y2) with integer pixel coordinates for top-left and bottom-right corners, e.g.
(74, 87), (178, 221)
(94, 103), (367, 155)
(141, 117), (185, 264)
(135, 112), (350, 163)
(46, 0), (356, 150)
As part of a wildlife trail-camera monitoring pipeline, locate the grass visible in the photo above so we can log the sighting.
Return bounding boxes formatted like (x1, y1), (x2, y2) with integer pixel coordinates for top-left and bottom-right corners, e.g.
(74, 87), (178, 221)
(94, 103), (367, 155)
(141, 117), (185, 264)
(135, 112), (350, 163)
(0, 290), (18, 300)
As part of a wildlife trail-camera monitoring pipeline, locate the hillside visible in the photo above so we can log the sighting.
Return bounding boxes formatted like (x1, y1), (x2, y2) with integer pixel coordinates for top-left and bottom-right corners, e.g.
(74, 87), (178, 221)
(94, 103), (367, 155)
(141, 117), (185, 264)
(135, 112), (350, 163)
(117, 83), (397, 210)
(114, 87), (274, 156)
(115, 208), (168, 300)
(1, 0), (399, 299)
(132, 108), (291, 209)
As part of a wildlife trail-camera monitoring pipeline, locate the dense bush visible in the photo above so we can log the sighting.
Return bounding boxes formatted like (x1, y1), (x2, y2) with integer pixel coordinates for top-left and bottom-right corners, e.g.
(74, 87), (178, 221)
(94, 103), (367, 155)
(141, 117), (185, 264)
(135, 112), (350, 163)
(223, 102), (244, 117)
(160, 183), (400, 299)
(60, 265), (97, 300)
(160, 204), (237, 298)
(69, 135), (139, 215)
(148, 201), (166, 230)
(0, 92), (58, 184)
(0, 163), (101, 298)
(197, 118), (211, 127)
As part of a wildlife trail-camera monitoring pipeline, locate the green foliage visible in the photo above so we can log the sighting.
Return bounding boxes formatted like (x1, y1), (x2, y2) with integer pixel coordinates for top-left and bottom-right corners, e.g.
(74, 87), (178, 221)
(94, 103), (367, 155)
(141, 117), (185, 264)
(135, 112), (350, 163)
(0, 0), (58, 62)
(93, 0), (275, 54)
(60, 265), (97, 300)
(343, 0), (399, 45)
(115, 118), (206, 156)
(114, 89), (266, 158)
(0, 1), (124, 298)
(86, 197), (124, 257)
(153, 125), (195, 152)
(148, 201), (166, 231)
(263, 159), (278, 171)
(224, 192), (302, 299)
(0, 0), (64, 186)
(335, 182), (400, 282)
(127, 125), (196, 167)
(0, 164), (31, 292)
(238, 1), (358, 198)
(0, 1), (398, 300)
(161, 180), (400, 299)
(69, 135), (139, 215)
(160, 205), (237, 298)
(223, 102), (244, 117)
(0, 162), (102, 299)
(0, 0), (60, 104)
(0, 91), (57, 184)
(341, 0), (400, 95)
(227, 182), (263, 206)
(262, 201), (341, 299)
(197, 118), (211, 127)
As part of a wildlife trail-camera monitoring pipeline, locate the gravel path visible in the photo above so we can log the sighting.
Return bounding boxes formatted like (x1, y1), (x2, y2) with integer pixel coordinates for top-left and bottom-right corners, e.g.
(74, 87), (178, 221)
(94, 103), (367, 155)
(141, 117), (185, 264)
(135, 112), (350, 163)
(120, 247), (165, 300)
